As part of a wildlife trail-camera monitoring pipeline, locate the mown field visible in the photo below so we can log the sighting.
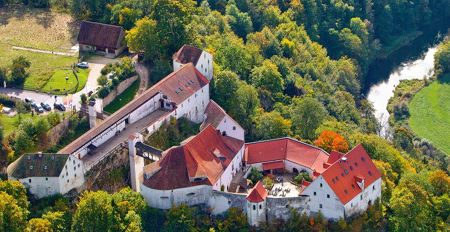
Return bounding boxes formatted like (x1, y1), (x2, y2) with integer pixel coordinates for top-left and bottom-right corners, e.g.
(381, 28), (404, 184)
(103, 79), (140, 114)
(0, 6), (81, 91)
(409, 74), (450, 155)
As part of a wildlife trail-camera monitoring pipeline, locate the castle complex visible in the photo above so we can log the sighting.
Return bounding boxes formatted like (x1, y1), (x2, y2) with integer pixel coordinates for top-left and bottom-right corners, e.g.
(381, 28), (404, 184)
(8, 45), (381, 226)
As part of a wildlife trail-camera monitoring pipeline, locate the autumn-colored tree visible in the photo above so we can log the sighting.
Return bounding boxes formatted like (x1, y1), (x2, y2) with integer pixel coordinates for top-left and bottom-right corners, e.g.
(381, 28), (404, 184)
(314, 130), (349, 153)
(430, 170), (450, 197)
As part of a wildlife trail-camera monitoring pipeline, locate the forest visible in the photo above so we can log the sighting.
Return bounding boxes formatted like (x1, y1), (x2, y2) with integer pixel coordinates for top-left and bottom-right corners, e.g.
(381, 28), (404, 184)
(1, 0), (450, 231)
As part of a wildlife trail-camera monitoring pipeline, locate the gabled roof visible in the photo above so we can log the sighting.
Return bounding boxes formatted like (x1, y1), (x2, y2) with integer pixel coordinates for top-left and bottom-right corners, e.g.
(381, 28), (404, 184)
(142, 125), (244, 190)
(327, 150), (345, 164)
(59, 63), (208, 155)
(77, 21), (124, 49)
(262, 161), (285, 171)
(246, 181), (268, 202)
(320, 144), (382, 205)
(245, 138), (329, 173)
(172, 45), (203, 66)
(7, 153), (69, 178)
(200, 100), (244, 132)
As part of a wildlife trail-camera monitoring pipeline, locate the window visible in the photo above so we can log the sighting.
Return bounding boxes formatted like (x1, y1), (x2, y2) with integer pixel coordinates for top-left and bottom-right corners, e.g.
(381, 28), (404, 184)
(361, 157), (366, 162)
(202, 89), (204, 93)
(360, 195), (363, 200)
(46, 178), (48, 181)
(369, 171), (373, 176)
(314, 192), (316, 196)
(350, 166), (354, 171)
(259, 205), (262, 209)
(74, 174), (77, 177)
(332, 179), (336, 183)
(336, 176), (340, 181)
(355, 162), (358, 167)
(74, 167), (76, 171)
(344, 169), (348, 174)
(341, 173), (345, 177)
(67, 180), (69, 183)
(201, 64), (203, 68)
(69, 157), (71, 161)
(233, 126), (236, 130)
(351, 184), (355, 189)
(373, 185), (375, 190)
(345, 190), (348, 194)
(327, 194), (330, 198)
(62, 175), (64, 178)
(253, 205), (256, 210)
(319, 204), (322, 209)
(73, 160), (75, 164)
(320, 183), (323, 187)
(351, 203), (353, 207)
(29, 179), (31, 183)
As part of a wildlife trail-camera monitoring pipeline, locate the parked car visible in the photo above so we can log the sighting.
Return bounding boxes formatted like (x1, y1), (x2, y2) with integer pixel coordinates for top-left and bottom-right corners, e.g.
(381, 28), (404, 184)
(30, 102), (37, 109)
(40, 102), (51, 111)
(25, 97), (34, 103)
(54, 102), (66, 111)
(36, 106), (44, 114)
(77, 62), (89, 68)
(106, 71), (116, 79)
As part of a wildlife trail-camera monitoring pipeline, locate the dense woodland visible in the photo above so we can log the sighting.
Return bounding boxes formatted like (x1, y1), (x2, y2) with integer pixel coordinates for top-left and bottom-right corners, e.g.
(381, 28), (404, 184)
(2, 0), (450, 231)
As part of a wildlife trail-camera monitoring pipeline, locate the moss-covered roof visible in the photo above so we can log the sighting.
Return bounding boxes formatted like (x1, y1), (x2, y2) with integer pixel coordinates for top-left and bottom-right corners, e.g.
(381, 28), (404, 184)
(7, 153), (69, 179)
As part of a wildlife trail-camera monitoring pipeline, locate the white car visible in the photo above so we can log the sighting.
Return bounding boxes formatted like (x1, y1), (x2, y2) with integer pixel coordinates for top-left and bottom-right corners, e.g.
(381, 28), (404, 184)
(77, 62), (89, 68)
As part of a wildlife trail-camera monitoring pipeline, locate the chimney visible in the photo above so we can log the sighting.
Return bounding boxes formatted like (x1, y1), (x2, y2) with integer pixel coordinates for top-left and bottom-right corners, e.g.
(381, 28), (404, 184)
(88, 101), (96, 129)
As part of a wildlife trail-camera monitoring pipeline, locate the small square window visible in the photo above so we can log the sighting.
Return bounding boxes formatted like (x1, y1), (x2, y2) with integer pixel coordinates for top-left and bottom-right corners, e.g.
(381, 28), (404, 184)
(355, 162), (358, 167)
(369, 171), (373, 176)
(46, 178), (48, 181)
(332, 179), (336, 183)
(341, 173), (345, 177)
(319, 204), (322, 209)
(361, 157), (366, 162)
(344, 169), (348, 174)
(361, 195), (363, 200)
(336, 176), (340, 181)
(351, 184), (355, 189)
(345, 190), (348, 194)
(29, 179), (31, 183)
(327, 194), (330, 198)
(314, 192), (316, 196)
(350, 166), (354, 171)
(320, 183), (323, 187)
(74, 174), (77, 177)
(373, 185), (375, 190)
(233, 126), (236, 130)
(67, 179), (69, 183)
(78, 164), (80, 168)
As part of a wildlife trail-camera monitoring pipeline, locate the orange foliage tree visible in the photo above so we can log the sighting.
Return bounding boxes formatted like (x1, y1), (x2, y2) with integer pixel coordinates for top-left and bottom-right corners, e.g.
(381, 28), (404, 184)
(314, 130), (349, 153)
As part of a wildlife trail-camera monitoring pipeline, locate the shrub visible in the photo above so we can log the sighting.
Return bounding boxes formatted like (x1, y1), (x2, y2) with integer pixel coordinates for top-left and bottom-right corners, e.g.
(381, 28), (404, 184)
(98, 87), (110, 99)
(248, 167), (263, 185)
(263, 177), (274, 189)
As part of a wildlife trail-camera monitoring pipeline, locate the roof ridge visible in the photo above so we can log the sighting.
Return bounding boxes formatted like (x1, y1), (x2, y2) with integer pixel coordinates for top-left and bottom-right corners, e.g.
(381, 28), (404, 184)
(245, 137), (330, 156)
(81, 20), (124, 29)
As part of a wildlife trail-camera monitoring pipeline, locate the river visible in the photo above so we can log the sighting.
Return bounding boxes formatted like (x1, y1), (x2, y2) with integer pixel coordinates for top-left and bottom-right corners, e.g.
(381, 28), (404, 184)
(365, 22), (450, 137)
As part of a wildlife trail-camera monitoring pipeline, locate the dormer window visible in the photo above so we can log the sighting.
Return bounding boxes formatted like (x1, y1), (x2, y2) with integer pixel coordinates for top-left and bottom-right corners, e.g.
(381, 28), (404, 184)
(350, 166), (353, 171)
(355, 162), (358, 167)
(344, 169), (348, 174)
(361, 157), (366, 162)
(369, 171), (373, 176)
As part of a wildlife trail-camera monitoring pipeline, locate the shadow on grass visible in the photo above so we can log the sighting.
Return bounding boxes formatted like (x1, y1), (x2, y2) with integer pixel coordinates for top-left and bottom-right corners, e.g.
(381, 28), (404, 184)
(0, 6), (55, 29)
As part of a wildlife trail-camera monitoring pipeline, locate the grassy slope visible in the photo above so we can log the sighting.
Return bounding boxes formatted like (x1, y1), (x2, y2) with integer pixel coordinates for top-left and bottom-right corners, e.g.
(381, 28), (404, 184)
(410, 74), (450, 155)
(103, 79), (140, 114)
(41, 69), (89, 94)
(2, 113), (42, 135)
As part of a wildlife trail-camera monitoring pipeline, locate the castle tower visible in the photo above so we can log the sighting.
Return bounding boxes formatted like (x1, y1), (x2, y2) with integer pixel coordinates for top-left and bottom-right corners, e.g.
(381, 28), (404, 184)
(246, 181), (268, 227)
(128, 133), (144, 192)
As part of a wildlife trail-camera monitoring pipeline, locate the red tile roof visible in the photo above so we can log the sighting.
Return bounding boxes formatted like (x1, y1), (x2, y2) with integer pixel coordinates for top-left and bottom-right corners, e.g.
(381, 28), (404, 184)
(246, 181), (268, 202)
(245, 138), (329, 173)
(200, 100), (244, 132)
(59, 63), (208, 155)
(327, 151), (345, 164)
(77, 21), (124, 49)
(262, 161), (285, 171)
(320, 144), (382, 205)
(143, 126), (244, 190)
(172, 45), (203, 66)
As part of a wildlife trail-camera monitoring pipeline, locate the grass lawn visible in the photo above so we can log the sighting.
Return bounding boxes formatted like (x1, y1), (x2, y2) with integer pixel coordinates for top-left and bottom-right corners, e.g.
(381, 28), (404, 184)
(409, 74), (450, 155)
(2, 113), (42, 135)
(0, 6), (76, 50)
(104, 79), (140, 114)
(41, 69), (89, 94)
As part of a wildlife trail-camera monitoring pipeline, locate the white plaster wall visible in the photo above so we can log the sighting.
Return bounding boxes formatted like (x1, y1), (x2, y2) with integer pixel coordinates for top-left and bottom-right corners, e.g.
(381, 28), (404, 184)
(173, 61), (183, 71)
(215, 115), (245, 141)
(140, 183), (213, 209)
(247, 201), (266, 227)
(195, 51), (213, 81)
(129, 134), (144, 192)
(284, 160), (313, 176)
(129, 94), (161, 124)
(175, 85), (209, 124)
(17, 177), (60, 199)
(301, 175), (344, 221)
(344, 178), (382, 218)
(146, 111), (176, 135)
(248, 162), (264, 172)
(214, 145), (245, 191)
(59, 156), (85, 195)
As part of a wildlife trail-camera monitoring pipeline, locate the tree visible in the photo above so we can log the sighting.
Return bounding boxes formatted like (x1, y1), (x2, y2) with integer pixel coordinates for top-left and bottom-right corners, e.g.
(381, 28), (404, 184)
(0, 191), (28, 232)
(28, 218), (52, 232)
(42, 211), (69, 232)
(18, 118), (36, 137)
(212, 70), (239, 113)
(291, 97), (327, 140)
(430, 170), (450, 197)
(14, 130), (32, 154)
(126, 17), (161, 62)
(80, 93), (87, 105)
(255, 111), (292, 140)
(97, 75), (108, 87)
(229, 82), (260, 136)
(47, 111), (62, 127)
(434, 39), (450, 78)
(119, 7), (141, 30)
(219, 208), (248, 232)
(250, 60), (284, 93)
(247, 167), (263, 186)
(8, 56), (30, 86)
(314, 130), (349, 153)
(164, 204), (196, 232)
(15, 101), (26, 123)
(226, 0), (253, 39)
(71, 191), (114, 232)
(0, 180), (28, 210)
